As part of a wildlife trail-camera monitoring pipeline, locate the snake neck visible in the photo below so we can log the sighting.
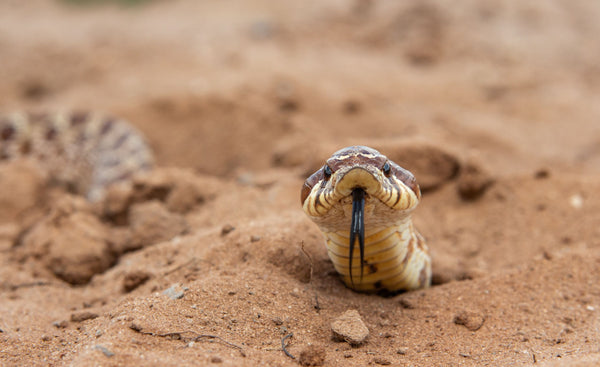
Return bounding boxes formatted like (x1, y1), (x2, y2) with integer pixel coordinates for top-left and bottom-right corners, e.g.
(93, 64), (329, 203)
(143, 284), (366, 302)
(322, 218), (430, 292)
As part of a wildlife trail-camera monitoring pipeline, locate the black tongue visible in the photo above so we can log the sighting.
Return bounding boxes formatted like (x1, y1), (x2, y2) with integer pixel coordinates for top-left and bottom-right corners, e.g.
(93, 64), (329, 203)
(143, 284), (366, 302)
(349, 188), (365, 287)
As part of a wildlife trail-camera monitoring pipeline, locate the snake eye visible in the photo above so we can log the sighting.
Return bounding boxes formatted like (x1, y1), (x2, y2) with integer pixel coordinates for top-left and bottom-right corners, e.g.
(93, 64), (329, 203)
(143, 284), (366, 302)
(323, 165), (332, 179)
(382, 161), (391, 177)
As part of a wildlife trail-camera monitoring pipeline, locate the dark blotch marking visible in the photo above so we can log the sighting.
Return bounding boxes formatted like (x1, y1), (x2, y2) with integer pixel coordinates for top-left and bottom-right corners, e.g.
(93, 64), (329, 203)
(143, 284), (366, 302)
(374, 281), (383, 290)
(70, 112), (89, 126)
(112, 133), (129, 150)
(1, 124), (15, 141)
(45, 127), (57, 141)
(100, 118), (115, 136)
(20, 141), (32, 155)
(368, 263), (378, 274)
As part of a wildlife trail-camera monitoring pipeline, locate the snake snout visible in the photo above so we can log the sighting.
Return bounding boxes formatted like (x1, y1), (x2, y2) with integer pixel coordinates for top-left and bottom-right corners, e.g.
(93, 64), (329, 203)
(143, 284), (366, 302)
(335, 167), (381, 196)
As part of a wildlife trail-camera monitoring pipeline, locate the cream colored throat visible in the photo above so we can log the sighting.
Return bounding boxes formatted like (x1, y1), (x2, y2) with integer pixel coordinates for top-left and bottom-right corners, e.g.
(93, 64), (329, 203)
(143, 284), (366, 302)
(322, 221), (430, 292)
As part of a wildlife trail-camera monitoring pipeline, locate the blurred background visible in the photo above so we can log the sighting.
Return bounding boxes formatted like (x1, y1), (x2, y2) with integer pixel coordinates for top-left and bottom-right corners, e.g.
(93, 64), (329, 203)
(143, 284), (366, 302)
(1, 0), (599, 177)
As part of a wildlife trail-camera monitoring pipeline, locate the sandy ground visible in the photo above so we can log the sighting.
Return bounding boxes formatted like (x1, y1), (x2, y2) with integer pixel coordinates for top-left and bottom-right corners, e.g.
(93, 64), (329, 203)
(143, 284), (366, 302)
(1, 0), (600, 366)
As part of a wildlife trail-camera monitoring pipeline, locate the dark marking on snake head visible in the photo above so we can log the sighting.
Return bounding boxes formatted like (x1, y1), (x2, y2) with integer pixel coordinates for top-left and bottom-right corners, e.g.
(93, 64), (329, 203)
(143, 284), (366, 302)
(327, 146), (387, 172)
(390, 161), (421, 199)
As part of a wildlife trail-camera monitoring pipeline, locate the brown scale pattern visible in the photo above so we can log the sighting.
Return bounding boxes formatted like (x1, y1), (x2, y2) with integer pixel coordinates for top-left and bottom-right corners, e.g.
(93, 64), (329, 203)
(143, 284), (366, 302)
(0, 112), (153, 201)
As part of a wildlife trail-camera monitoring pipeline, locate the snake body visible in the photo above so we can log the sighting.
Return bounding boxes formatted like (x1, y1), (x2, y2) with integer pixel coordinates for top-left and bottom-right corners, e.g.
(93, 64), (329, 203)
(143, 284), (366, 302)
(301, 146), (431, 293)
(0, 112), (153, 201)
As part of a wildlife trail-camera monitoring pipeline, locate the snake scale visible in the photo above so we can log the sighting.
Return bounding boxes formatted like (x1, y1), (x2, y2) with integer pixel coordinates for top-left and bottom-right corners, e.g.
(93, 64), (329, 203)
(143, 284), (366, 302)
(301, 146), (431, 293)
(0, 112), (153, 201)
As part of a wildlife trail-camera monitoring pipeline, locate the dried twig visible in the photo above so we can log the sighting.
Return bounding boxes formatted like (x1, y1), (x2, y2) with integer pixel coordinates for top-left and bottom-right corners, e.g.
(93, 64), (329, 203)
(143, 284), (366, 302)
(300, 241), (320, 311)
(281, 333), (295, 359)
(129, 324), (245, 356)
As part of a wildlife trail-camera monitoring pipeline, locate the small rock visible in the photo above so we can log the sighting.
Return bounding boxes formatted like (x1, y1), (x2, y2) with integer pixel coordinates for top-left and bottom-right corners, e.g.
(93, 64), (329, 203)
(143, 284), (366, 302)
(70, 311), (99, 322)
(374, 357), (392, 365)
(52, 320), (68, 328)
(94, 344), (114, 357)
(569, 194), (584, 209)
(221, 224), (235, 236)
(41, 335), (52, 342)
(250, 235), (261, 242)
(272, 317), (284, 326)
(163, 283), (185, 300)
(534, 168), (550, 179)
(398, 297), (416, 309)
(298, 345), (326, 366)
(453, 310), (485, 331)
(210, 356), (223, 363)
(397, 348), (408, 355)
(331, 309), (369, 345)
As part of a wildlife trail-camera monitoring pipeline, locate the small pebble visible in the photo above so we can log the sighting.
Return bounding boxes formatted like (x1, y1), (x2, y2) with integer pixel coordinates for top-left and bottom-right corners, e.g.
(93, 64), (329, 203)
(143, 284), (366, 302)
(70, 311), (99, 322)
(94, 344), (114, 357)
(374, 357), (391, 365)
(569, 194), (583, 209)
(453, 310), (485, 331)
(331, 309), (369, 345)
(210, 356), (223, 363)
(52, 320), (68, 328)
(221, 224), (235, 236)
(250, 235), (261, 242)
(163, 283), (185, 300)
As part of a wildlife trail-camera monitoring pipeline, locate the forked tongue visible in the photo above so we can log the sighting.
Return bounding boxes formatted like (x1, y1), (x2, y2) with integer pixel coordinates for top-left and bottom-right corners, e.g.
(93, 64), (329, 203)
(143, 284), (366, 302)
(349, 188), (365, 287)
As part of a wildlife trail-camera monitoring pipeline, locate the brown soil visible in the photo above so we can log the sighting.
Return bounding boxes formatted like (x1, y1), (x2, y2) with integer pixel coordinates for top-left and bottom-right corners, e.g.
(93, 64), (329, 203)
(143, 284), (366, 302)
(2, 1), (600, 366)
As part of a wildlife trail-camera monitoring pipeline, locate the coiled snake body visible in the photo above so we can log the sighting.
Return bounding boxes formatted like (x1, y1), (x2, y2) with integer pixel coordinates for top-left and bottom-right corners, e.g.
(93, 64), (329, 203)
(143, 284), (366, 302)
(301, 146), (431, 293)
(0, 112), (153, 201)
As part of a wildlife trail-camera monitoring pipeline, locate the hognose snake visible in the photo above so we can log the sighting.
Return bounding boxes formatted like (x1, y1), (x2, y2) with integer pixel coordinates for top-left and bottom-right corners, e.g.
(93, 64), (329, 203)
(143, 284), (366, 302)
(301, 146), (431, 293)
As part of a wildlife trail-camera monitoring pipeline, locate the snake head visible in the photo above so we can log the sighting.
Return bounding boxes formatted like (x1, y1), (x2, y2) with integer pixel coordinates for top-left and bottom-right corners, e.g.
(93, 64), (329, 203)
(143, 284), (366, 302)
(301, 146), (421, 218)
(301, 145), (422, 288)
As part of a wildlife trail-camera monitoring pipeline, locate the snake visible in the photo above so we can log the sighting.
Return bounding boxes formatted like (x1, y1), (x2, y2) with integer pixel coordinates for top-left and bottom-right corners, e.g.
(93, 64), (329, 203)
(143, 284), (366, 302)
(0, 111), (153, 201)
(301, 145), (431, 293)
